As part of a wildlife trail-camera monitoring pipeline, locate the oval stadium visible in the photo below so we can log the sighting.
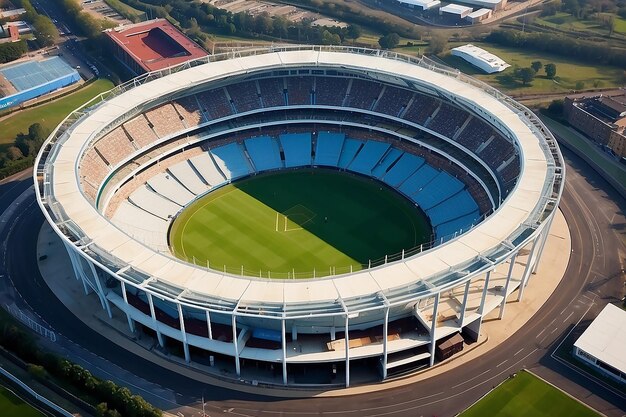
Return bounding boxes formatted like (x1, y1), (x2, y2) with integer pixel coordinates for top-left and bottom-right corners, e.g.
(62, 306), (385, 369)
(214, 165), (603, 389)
(34, 46), (564, 387)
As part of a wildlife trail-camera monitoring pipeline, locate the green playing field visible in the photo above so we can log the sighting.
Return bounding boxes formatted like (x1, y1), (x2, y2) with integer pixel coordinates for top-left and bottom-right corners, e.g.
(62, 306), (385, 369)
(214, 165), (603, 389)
(169, 169), (432, 278)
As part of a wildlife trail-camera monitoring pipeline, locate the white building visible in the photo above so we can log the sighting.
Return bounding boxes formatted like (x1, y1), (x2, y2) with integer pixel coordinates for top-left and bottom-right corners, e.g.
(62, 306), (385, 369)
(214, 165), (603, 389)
(451, 44), (510, 74)
(466, 8), (492, 23)
(574, 304), (626, 384)
(458, 0), (507, 10)
(397, 0), (441, 10)
(439, 4), (473, 18)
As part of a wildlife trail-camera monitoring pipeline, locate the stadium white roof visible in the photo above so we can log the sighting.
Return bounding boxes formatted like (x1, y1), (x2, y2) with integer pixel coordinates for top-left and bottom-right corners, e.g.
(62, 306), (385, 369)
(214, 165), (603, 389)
(451, 44), (510, 74)
(440, 4), (473, 14)
(46, 49), (550, 308)
(574, 304), (626, 375)
(458, 0), (503, 8)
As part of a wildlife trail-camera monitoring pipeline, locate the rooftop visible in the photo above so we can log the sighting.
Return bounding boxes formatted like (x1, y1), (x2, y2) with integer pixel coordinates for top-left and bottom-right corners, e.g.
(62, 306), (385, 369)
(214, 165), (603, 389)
(574, 304), (626, 375)
(440, 3), (473, 13)
(451, 44), (510, 73)
(104, 18), (207, 73)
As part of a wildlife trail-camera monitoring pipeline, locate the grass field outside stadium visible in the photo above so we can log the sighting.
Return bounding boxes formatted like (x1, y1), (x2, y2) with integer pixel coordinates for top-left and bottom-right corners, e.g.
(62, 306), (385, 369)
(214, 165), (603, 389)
(460, 371), (601, 417)
(169, 169), (432, 278)
(0, 386), (44, 417)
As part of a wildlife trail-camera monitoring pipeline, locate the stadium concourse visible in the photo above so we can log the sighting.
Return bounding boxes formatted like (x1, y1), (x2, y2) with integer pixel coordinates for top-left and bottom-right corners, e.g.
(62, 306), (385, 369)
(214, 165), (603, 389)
(35, 46), (564, 387)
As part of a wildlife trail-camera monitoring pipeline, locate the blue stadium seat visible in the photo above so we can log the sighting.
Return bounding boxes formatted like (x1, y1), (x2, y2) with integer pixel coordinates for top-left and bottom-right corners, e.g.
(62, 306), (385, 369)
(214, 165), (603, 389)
(412, 172), (465, 210)
(347, 140), (390, 175)
(314, 132), (345, 166)
(280, 133), (312, 168)
(338, 139), (364, 169)
(427, 190), (479, 226)
(382, 153), (424, 187)
(244, 136), (283, 171)
(372, 148), (403, 179)
(210, 143), (253, 180)
(436, 211), (480, 241)
(398, 164), (438, 197)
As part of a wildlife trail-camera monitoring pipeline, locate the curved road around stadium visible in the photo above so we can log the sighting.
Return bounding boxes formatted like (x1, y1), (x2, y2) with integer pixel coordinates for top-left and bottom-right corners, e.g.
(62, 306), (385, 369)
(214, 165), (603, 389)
(0, 147), (624, 417)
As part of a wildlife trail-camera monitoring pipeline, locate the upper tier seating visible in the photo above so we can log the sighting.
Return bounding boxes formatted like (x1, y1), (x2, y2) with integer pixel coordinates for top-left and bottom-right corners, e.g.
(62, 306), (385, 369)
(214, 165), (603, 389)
(258, 78), (285, 108)
(196, 88), (233, 120)
(210, 142), (253, 180)
(373, 86), (414, 118)
(111, 201), (169, 249)
(427, 190), (479, 226)
(338, 138), (364, 169)
(95, 127), (135, 167)
(145, 104), (186, 138)
(345, 79), (382, 110)
(123, 114), (158, 148)
(286, 77), (313, 105)
(244, 136), (283, 171)
(427, 102), (468, 139)
(315, 77), (348, 106)
(280, 133), (312, 168)
(382, 153), (425, 187)
(227, 81), (262, 113)
(402, 95), (440, 125)
(456, 117), (493, 152)
(314, 132), (345, 167)
(347, 140), (391, 175)
(173, 95), (205, 128)
(436, 212), (481, 241)
(188, 152), (227, 187)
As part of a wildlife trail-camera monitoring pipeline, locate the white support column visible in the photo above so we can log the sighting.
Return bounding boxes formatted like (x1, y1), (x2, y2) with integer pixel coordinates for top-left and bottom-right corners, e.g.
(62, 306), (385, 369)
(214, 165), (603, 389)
(120, 281), (135, 333)
(517, 237), (540, 302)
(88, 262), (112, 318)
(499, 253), (517, 319)
(232, 314), (240, 376)
(459, 281), (471, 326)
(478, 271), (491, 316)
(532, 221), (551, 274)
(382, 306), (390, 379)
(64, 243), (82, 283)
(147, 293), (164, 347)
(429, 293), (440, 367)
(177, 304), (190, 363)
(281, 318), (287, 385)
(344, 315), (350, 388)
(205, 310), (213, 340)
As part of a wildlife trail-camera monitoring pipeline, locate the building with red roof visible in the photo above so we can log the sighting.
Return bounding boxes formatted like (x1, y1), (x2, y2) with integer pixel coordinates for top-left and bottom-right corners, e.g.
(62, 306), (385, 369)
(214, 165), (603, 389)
(104, 19), (207, 75)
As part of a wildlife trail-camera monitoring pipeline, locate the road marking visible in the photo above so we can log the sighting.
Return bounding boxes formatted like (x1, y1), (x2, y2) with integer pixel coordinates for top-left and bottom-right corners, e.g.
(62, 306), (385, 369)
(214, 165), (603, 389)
(496, 359), (507, 368)
(562, 311), (574, 323)
(451, 368), (491, 388)
(536, 328), (546, 338)
(514, 348), (524, 356)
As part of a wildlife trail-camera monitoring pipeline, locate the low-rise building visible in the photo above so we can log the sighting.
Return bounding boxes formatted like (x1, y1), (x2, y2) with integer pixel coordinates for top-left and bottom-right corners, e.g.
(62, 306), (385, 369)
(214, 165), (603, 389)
(451, 44), (510, 73)
(564, 91), (626, 158)
(440, 3), (473, 18)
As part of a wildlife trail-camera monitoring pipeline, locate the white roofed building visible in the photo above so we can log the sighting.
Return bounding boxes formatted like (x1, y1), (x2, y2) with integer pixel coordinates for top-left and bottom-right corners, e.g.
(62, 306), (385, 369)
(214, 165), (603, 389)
(458, 0), (507, 10)
(397, 0), (442, 10)
(574, 304), (626, 384)
(440, 4), (473, 18)
(466, 8), (492, 23)
(451, 44), (510, 74)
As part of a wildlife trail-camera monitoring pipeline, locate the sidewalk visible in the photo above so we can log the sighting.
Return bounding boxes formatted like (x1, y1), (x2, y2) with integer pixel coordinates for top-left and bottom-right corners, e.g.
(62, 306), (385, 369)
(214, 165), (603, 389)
(36, 209), (571, 398)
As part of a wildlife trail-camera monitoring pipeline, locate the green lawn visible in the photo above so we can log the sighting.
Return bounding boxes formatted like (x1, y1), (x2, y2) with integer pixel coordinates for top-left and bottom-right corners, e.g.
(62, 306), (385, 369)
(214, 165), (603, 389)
(169, 169), (431, 278)
(0, 386), (44, 417)
(439, 42), (624, 93)
(535, 12), (626, 35)
(0, 78), (115, 144)
(460, 371), (601, 417)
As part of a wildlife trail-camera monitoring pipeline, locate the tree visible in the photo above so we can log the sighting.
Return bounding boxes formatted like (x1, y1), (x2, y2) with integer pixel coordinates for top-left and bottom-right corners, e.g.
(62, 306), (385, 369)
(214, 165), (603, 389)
(545, 63), (557, 78)
(547, 99), (564, 116)
(378, 32), (400, 49)
(6, 146), (23, 160)
(346, 25), (361, 43)
(428, 32), (448, 55)
(32, 15), (58, 47)
(321, 29), (341, 45)
(530, 61), (543, 73)
(515, 67), (535, 85)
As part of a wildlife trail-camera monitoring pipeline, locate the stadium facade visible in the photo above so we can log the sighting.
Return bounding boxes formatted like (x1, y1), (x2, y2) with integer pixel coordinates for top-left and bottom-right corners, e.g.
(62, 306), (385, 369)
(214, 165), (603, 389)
(35, 46), (564, 387)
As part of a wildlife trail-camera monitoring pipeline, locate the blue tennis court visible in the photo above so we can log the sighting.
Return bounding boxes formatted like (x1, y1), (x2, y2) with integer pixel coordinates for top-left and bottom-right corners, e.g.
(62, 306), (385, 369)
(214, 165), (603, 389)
(0, 56), (78, 91)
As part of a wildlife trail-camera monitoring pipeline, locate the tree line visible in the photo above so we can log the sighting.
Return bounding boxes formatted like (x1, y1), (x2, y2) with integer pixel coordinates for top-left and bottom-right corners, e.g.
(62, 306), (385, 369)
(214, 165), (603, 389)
(486, 29), (626, 68)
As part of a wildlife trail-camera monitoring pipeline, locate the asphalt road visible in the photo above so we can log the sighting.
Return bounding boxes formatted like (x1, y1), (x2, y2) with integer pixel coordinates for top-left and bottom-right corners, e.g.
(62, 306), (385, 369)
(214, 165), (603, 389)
(1, 146), (624, 417)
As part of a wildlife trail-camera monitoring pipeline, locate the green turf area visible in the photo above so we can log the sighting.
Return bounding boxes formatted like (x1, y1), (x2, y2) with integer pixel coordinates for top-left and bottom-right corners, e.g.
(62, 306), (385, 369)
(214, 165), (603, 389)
(438, 42), (624, 93)
(0, 78), (115, 144)
(535, 12), (626, 36)
(0, 386), (44, 417)
(169, 169), (431, 278)
(460, 371), (601, 417)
